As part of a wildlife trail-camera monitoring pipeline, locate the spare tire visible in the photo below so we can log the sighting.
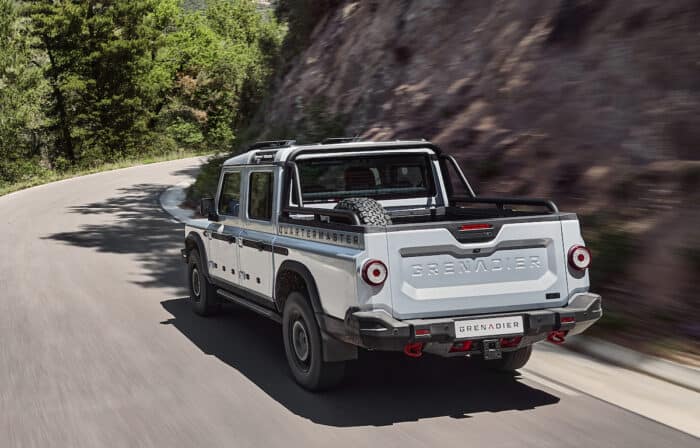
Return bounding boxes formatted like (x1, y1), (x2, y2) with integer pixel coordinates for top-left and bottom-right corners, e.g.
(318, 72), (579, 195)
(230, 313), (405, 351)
(334, 198), (392, 226)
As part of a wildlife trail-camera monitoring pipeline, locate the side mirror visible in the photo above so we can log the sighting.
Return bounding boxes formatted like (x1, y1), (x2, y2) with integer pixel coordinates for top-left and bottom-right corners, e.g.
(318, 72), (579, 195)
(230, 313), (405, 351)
(200, 197), (217, 221)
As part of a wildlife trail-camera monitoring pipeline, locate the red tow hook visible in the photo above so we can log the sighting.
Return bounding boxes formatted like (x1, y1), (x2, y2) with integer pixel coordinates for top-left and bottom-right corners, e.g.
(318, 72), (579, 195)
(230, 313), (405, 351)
(403, 342), (424, 358)
(547, 330), (568, 345)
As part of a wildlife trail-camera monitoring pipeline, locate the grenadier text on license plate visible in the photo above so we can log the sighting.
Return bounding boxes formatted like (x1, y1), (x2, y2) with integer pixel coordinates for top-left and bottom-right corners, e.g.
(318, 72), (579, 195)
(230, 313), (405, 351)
(455, 316), (524, 338)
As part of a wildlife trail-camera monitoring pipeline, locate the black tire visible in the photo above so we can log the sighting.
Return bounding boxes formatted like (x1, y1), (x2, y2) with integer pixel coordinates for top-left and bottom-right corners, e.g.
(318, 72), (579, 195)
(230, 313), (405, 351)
(334, 197), (392, 226)
(187, 249), (221, 316)
(282, 292), (345, 391)
(487, 345), (533, 371)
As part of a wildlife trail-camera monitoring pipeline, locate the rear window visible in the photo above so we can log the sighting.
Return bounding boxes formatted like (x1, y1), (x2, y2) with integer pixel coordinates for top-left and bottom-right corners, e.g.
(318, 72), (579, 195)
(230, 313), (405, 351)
(296, 154), (435, 203)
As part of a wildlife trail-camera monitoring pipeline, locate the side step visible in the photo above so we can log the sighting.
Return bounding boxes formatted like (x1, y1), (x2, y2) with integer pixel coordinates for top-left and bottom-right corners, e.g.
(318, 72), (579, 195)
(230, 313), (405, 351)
(216, 289), (282, 323)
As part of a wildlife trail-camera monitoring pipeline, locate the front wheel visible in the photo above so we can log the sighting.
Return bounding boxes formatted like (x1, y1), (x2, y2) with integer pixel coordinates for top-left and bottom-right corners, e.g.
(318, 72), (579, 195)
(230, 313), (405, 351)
(282, 292), (345, 391)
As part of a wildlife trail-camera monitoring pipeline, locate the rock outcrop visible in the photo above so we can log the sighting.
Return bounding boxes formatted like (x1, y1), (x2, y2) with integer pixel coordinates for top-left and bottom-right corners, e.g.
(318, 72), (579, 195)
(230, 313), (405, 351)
(260, 0), (700, 350)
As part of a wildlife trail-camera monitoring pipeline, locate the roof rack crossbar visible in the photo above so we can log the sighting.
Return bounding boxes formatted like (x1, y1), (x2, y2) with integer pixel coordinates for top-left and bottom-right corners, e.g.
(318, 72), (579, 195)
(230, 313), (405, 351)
(248, 140), (296, 151)
(320, 137), (362, 144)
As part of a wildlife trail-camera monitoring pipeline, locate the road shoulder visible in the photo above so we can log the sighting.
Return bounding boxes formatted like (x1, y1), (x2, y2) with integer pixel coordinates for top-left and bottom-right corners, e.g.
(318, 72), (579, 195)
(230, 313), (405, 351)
(160, 182), (196, 224)
(567, 335), (700, 392)
(529, 343), (700, 438)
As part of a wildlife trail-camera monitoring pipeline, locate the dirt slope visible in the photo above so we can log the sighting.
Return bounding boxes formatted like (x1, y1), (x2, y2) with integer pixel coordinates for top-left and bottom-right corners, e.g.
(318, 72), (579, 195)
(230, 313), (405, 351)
(260, 0), (700, 353)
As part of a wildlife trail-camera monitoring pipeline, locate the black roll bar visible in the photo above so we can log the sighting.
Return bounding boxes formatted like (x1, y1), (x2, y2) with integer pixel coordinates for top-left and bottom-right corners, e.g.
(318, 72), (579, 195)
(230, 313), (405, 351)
(440, 154), (476, 197)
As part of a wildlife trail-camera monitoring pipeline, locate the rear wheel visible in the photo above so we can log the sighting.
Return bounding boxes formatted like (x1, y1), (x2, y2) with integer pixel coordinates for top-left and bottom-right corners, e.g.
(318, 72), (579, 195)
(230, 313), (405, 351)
(282, 292), (345, 391)
(187, 249), (221, 316)
(487, 345), (533, 371)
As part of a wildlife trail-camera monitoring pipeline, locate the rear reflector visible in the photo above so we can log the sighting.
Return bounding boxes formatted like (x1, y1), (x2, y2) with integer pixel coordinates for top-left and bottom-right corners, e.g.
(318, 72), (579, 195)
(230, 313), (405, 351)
(415, 329), (430, 336)
(459, 223), (493, 232)
(499, 336), (522, 348)
(561, 316), (576, 324)
(449, 340), (473, 352)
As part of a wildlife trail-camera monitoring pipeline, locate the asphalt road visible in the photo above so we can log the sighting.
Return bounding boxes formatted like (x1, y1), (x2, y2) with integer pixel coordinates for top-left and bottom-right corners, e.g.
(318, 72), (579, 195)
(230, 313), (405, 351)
(1, 158), (697, 447)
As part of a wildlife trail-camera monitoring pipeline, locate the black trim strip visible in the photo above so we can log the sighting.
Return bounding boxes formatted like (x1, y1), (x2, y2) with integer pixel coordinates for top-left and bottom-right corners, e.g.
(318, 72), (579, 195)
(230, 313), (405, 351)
(273, 246), (289, 255)
(242, 238), (265, 251)
(210, 277), (275, 309)
(281, 205), (361, 225)
(399, 239), (550, 259)
(278, 215), (376, 233)
(211, 232), (236, 243)
(216, 289), (282, 323)
(240, 238), (289, 256)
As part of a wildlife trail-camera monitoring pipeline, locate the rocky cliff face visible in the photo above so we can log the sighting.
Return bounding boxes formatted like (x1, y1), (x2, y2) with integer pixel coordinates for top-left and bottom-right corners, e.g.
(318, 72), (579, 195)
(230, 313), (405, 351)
(261, 0), (700, 351)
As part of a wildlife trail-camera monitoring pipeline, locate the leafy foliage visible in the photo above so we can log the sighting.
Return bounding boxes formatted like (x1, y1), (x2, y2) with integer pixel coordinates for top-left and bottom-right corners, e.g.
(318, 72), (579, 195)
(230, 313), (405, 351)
(0, 0), (283, 189)
(159, 0), (284, 151)
(187, 154), (227, 204)
(0, 0), (50, 183)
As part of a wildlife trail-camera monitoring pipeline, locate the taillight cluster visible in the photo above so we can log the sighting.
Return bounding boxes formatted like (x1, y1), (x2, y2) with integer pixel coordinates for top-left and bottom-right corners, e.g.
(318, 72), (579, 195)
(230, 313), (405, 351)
(568, 245), (591, 271)
(362, 259), (388, 286)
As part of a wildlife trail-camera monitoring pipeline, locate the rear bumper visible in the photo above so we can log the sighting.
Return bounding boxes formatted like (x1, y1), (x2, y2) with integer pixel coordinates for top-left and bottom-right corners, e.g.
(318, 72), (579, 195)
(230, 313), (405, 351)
(325, 292), (602, 352)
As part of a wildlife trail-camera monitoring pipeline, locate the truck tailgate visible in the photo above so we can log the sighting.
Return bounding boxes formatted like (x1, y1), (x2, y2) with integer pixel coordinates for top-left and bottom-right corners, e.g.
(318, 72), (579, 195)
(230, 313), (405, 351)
(385, 218), (569, 319)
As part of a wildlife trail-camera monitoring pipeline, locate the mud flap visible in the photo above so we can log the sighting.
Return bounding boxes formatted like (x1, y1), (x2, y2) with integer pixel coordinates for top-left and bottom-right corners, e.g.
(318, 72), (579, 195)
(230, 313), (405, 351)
(322, 331), (358, 362)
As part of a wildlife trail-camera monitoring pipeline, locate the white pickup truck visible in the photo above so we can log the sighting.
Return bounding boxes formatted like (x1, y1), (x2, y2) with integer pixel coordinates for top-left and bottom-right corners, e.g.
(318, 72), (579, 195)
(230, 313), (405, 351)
(181, 139), (602, 390)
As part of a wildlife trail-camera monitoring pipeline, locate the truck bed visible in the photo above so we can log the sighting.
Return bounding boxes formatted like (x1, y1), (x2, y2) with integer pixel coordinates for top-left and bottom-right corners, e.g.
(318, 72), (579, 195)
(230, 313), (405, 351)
(381, 211), (576, 319)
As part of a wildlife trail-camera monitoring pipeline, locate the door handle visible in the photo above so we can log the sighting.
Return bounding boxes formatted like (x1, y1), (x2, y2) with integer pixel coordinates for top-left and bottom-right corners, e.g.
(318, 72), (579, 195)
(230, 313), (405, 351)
(244, 239), (265, 251)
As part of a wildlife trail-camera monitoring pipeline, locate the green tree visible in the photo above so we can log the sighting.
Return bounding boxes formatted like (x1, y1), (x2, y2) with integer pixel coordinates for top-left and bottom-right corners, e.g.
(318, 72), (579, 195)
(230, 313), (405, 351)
(24, 0), (179, 167)
(158, 0), (284, 151)
(0, 0), (49, 184)
(1, 0), (283, 188)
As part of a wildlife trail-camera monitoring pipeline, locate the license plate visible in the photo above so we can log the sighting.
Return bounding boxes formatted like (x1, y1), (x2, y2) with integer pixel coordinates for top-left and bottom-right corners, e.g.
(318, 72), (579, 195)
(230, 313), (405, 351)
(454, 316), (524, 339)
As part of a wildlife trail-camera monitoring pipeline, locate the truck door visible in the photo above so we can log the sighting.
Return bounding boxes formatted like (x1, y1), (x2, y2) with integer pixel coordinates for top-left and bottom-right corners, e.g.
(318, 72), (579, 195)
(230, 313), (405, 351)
(207, 169), (242, 286)
(238, 168), (275, 301)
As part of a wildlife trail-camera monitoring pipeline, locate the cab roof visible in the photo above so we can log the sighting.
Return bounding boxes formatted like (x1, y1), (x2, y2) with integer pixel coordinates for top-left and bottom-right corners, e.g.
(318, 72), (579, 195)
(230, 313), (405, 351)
(222, 140), (440, 166)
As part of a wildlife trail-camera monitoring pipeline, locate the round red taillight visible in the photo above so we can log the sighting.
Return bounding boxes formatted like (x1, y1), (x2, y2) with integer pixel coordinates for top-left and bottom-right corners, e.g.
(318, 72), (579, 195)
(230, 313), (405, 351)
(568, 245), (591, 271)
(362, 259), (388, 286)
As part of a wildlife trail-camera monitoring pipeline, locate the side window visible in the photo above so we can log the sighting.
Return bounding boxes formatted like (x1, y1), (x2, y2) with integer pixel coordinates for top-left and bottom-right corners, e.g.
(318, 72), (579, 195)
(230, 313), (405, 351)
(218, 172), (241, 217)
(248, 171), (273, 221)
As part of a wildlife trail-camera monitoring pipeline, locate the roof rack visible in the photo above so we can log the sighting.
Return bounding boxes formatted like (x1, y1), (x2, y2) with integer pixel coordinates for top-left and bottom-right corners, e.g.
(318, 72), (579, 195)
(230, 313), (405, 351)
(247, 140), (296, 151)
(320, 137), (362, 144)
(288, 140), (442, 160)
